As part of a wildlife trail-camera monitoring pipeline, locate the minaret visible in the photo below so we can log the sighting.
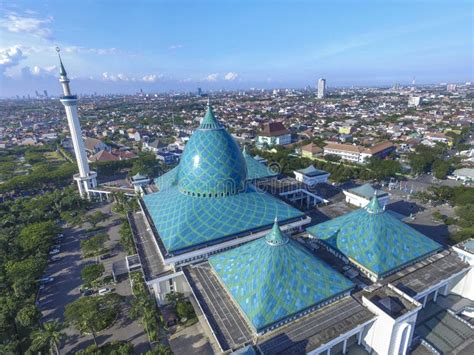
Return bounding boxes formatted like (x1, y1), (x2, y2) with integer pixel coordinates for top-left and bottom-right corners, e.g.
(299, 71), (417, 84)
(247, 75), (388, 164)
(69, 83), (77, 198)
(56, 47), (97, 198)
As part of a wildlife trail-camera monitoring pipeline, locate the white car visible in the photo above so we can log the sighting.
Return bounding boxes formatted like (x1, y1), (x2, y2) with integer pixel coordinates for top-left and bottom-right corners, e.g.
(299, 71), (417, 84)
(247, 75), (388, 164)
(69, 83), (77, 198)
(98, 288), (112, 296)
(49, 249), (60, 255)
(56, 233), (65, 239)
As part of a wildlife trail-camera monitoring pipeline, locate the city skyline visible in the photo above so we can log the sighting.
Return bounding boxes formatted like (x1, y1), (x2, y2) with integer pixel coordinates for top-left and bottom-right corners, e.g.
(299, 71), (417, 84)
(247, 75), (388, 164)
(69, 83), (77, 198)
(0, 0), (473, 96)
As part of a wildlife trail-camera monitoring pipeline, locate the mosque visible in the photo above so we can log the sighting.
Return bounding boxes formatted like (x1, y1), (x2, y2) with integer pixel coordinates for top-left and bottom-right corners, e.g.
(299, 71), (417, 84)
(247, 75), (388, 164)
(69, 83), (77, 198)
(57, 56), (473, 354)
(125, 104), (473, 355)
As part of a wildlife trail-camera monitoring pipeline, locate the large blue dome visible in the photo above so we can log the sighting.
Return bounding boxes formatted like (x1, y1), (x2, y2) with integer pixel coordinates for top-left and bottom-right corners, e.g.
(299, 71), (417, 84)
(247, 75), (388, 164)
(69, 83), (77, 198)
(177, 105), (247, 197)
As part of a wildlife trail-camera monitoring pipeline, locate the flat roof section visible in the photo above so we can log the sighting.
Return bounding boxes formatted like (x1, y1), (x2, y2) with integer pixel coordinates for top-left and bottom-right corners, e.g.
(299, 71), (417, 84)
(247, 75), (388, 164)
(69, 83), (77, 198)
(257, 296), (375, 354)
(184, 263), (254, 352)
(361, 285), (419, 318)
(127, 211), (172, 281)
(382, 250), (469, 297)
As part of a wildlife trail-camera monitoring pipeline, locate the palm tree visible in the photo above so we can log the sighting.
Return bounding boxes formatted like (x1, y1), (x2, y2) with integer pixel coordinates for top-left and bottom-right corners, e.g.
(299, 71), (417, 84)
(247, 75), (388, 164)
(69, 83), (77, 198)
(29, 320), (66, 355)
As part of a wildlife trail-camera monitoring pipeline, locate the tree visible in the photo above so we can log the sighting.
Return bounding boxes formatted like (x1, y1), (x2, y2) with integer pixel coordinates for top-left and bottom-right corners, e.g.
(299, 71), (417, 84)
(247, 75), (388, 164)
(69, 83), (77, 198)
(29, 320), (66, 355)
(456, 204), (474, 227)
(145, 344), (173, 355)
(81, 233), (109, 256)
(119, 219), (136, 254)
(367, 158), (401, 181)
(433, 160), (451, 180)
(131, 151), (162, 178)
(65, 294), (120, 345)
(176, 300), (195, 321)
(81, 264), (105, 286)
(85, 211), (107, 228)
(15, 303), (41, 328)
(17, 221), (59, 253)
(165, 292), (185, 305)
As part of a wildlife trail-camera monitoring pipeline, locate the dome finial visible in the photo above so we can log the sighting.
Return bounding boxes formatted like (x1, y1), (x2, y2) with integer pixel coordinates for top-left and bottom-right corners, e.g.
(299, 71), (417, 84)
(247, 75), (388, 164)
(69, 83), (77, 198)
(199, 99), (222, 129)
(365, 193), (384, 214)
(265, 218), (288, 246)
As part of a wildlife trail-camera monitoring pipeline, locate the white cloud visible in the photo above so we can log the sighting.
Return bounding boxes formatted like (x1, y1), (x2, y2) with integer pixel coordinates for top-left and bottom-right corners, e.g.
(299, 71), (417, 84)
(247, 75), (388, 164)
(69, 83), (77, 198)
(20, 65), (57, 78)
(102, 72), (163, 83)
(224, 72), (238, 81)
(169, 44), (183, 50)
(142, 74), (157, 82)
(0, 13), (53, 39)
(205, 73), (219, 82)
(63, 46), (118, 56)
(0, 46), (26, 75)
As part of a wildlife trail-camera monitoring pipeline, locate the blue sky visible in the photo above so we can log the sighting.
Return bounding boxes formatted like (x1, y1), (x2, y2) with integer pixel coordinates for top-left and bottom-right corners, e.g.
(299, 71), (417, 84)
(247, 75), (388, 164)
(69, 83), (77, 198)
(0, 0), (472, 96)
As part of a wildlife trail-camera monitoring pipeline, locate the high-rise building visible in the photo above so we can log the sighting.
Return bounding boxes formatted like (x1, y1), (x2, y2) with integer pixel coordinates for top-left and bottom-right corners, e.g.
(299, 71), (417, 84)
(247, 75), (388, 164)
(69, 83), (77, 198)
(317, 78), (326, 98)
(43, 90), (48, 98)
(447, 84), (457, 92)
(408, 96), (421, 107)
(56, 48), (97, 198)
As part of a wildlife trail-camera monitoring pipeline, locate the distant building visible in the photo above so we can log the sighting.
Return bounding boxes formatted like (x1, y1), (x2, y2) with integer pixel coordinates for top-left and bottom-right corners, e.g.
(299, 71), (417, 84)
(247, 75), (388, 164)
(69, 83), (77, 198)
(408, 96), (421, 107)
(452, 168), (474, 183)
(256, 122), (291, 148)
(323, 141), (395, 164)
(84, 137), (109, 155)
(317, 78), (326, 98)
(294, 165), (330, 186)
(339, 126), (355, 135)
(143, 139), (167, 153)
(301, 142), (323, 159)
(447, 84), (457, 92)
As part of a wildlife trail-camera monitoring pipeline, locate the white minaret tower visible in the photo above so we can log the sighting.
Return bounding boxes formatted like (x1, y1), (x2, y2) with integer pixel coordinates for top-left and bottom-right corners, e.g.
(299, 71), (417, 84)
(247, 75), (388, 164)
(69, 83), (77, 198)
(57, 47), (97, 198)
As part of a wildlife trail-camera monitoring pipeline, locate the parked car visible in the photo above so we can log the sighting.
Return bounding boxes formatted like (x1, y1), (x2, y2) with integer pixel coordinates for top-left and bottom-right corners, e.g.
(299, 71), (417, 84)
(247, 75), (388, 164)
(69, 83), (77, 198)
(49, 249), (60, 255)
(56, 233), (65, 239)
(38, 276), (54, 284)
(99, 253), (112, 260)
(50, 255), (61, 262)
(98, 288), (112, 296)
(82, 289), (94, 296)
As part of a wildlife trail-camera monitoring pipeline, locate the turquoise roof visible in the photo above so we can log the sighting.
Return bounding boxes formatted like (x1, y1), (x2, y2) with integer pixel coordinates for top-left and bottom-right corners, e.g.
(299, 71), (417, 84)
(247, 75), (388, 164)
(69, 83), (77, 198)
(209, 221), (354, 331)
(154, 166), (179, 190)
(143, 185), (303, 253)
(144, 104), (304, 253)
(307, 196), (442, 277)
(177, 105), (247, 196)
(296, 165), (328, 177)
(242, 147), (278, 181)
(347, 183), (388, 199)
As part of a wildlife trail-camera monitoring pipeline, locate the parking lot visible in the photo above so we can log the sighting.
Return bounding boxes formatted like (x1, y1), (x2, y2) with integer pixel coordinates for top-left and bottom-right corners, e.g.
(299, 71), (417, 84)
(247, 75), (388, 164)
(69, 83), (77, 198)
(38, 202), (149, 353)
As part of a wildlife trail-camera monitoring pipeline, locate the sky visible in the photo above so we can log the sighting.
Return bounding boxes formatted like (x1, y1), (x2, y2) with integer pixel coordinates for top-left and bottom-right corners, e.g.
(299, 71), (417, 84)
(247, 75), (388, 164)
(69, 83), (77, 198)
(0, 0), (473, 96)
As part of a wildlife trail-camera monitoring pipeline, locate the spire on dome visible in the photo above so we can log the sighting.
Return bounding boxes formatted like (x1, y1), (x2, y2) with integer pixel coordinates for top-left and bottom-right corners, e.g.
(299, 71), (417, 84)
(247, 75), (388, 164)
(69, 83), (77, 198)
(265, 218), (289, 246)
(365, 193), (384, 214)
(199, 102), (222, 129)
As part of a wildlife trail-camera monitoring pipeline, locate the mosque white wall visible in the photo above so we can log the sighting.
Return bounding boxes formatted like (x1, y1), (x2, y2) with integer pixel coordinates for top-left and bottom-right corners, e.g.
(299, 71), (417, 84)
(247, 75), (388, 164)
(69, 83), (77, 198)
(148, 272), (191, 305)
(361, 294), (420, 355)
(343, 191), (389, 208)
(450, 246), (474, 300)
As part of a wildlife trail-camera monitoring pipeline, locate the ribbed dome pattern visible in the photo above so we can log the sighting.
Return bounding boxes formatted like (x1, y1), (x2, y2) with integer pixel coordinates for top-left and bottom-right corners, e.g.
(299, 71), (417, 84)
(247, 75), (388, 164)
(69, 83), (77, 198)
(177, 105), (247, 196)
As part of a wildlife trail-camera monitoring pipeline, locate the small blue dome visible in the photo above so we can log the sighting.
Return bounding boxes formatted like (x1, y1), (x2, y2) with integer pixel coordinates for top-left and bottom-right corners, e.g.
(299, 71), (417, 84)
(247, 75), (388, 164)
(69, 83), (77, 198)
(177, 105), (247, 196)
